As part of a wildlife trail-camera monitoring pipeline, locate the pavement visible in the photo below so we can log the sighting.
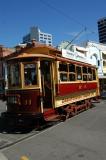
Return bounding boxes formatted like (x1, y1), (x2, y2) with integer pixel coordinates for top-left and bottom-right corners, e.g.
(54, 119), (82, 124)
(0, 152), (8, 160)
(0, 100), (106, 160)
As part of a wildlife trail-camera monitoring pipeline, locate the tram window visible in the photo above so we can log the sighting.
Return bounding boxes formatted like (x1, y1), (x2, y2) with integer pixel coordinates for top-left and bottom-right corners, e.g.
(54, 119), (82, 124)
(60, 73), (68, 81)
(87, 68), (92, 81)
(82, 66), (88, 81)
(69, 74), (75, 81)
(69, 64), (75, 72)
(88, 74), (92, 81)
(88, 68), (92, 73)
(59, 63), (68, 72)
(92, 69), (96, 80)
(83, 66), (87, 73)
(76, 66), (82, 80)
(8, 63), (20, 87)
(83, 75), (87, 81)
(24, 63), (37, 86)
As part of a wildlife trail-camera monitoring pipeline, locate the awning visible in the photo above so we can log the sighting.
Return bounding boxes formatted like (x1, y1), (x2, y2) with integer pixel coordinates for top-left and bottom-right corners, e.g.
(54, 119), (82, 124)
(76, 46), (88, 52)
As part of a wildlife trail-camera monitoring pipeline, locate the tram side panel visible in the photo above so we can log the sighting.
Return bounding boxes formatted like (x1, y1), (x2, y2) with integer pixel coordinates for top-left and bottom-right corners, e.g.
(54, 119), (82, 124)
(55, 82), (98, 108)
(6, 89), (41, 114)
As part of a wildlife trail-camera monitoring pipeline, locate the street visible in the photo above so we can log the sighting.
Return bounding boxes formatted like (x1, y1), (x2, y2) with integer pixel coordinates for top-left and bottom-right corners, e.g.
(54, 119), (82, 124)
(0, 100), (106, 159)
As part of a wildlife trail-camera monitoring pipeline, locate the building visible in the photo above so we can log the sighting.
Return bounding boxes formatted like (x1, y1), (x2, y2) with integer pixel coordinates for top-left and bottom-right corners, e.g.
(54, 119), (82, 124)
(58, 41), (88, 63)
(97, 17), (106, 44)
(23, 26), (52, 46)
(84, 41), (106, 96)
(0, 45), (14, 91)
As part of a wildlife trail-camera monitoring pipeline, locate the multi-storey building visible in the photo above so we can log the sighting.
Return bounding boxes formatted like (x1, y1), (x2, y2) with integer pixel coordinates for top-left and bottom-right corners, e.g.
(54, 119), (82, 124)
(98, 17), (106, 44)
(23, 26), (52, 46)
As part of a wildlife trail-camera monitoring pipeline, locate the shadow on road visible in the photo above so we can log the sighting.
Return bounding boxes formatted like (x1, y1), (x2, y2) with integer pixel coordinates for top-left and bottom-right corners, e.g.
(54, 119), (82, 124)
(0, 116), (35, 134)
(0, 114), (54, 134)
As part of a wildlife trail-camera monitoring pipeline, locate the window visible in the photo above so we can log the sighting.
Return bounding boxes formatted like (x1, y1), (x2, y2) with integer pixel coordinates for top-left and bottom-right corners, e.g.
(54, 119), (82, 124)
(82, 66), (88, 81)
(24, 63), (37, 86)
(69, 74), (75, 81)
(69, 64), (76, 81)
(59, 63), (68, 72)
(88, 68), (92, 81)
(59, 62), (76, 82)
(8, 63), (20, 87)
(102, 53), (106, 59)
(76, 66), (82, 80)
(59, 63), (68, 81)
(83, 75), (87, 81)
(103, 60), (106, 66)
(83, 66), (87, 73)
(60, 73), (68, 81)
(44, 35), (47, 37)
(69, 64), (75, 72)
(97, 60), (100, 66)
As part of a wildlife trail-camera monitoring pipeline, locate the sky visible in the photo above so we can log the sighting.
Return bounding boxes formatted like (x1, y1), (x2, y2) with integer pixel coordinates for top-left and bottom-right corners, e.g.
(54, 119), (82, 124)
(0, 0), (106, 47)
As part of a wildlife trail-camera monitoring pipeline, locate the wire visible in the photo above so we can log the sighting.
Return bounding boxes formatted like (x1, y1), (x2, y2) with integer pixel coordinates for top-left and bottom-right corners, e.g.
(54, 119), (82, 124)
(39, 0), (84, 28)
(39, 0), (97, 37)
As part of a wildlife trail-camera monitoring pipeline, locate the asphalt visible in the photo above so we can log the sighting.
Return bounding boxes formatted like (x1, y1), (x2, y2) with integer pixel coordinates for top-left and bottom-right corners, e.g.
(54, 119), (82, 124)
(0, 100), (106, 160)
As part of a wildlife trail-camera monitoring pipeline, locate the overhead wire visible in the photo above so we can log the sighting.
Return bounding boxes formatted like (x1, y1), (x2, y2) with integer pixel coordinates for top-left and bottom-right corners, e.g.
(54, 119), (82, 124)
(39, 0), (84, 28)
(39, 0), (97, 35)
(39, 0), (97, 43)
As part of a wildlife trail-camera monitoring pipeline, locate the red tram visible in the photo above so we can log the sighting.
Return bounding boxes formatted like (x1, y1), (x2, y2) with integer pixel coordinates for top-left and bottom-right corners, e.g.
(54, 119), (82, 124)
(3, 41), (100, 126)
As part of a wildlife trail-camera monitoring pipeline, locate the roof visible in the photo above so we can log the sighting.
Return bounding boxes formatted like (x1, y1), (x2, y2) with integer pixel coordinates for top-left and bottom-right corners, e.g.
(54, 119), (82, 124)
(4, 42), (61, 61)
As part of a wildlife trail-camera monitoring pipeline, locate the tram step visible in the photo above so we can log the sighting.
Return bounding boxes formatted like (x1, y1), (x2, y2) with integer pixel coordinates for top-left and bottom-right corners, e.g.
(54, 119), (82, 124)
(43, 108), (60, 121)
(44, 114), (60, 122)
(44, 108), (56, 117)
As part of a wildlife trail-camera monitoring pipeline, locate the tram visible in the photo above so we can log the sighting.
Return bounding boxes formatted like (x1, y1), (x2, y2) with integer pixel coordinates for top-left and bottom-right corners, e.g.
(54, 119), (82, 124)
(3, 41), (100, 127)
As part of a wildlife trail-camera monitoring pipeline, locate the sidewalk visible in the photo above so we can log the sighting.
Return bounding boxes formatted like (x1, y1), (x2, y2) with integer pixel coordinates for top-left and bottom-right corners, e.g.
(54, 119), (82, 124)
(0, 152), (8, 160)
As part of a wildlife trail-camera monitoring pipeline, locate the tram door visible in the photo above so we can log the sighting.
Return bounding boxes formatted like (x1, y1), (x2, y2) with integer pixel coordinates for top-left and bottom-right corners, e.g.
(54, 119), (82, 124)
(40, 60), (53, 109)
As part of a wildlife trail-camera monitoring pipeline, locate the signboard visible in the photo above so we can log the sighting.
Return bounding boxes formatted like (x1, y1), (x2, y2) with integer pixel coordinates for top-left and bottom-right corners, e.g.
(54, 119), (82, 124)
(62, 49), (87, 63)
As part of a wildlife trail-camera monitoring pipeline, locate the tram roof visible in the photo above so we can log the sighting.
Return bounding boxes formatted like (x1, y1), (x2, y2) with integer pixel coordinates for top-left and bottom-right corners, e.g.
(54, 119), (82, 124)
(4, 42), (61, 60)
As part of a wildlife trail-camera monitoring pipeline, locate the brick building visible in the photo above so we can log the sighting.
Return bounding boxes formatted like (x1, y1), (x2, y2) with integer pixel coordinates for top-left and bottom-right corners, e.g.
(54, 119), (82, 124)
(0, 45), (14, 90)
